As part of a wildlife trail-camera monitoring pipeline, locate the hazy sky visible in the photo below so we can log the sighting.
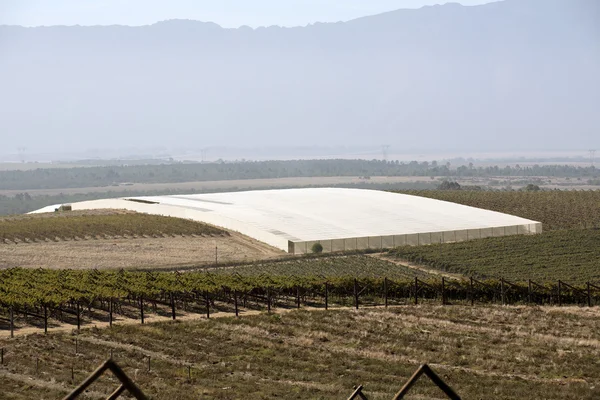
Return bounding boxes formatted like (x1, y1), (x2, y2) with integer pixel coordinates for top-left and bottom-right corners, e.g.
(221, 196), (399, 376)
(1, 0), (498, 28)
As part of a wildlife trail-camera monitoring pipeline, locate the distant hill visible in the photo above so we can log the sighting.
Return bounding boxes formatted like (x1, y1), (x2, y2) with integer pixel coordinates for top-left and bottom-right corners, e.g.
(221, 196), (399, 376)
(0, 0), (598, 155)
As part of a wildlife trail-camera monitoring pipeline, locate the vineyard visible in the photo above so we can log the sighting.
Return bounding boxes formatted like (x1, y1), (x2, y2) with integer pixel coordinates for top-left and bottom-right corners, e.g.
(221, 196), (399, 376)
(387, 228), (600, 284)
(0, 266), (433, 310)
(0, 211), (226, 243)
(2, 306), (599, 399)
(211, 255), (432, 279)
(399, 190), (600, 230)
(1, 263), (599, 339)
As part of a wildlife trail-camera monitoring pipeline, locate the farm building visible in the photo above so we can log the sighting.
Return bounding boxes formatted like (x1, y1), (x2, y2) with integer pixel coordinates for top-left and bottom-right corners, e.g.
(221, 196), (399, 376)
(31, 188), (542, 254)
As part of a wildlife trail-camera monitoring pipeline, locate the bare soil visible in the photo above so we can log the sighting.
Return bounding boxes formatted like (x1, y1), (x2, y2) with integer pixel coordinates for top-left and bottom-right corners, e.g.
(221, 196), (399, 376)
(0, 232), (284, 269)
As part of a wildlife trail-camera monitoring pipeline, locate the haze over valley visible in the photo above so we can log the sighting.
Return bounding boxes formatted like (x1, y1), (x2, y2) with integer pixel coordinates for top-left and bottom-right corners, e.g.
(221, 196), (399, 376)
(0, 0), (598, 160)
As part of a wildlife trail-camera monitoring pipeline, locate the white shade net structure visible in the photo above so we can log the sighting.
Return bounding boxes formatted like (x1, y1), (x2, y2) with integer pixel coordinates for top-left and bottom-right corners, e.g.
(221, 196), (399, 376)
(32, 188), (541, 254)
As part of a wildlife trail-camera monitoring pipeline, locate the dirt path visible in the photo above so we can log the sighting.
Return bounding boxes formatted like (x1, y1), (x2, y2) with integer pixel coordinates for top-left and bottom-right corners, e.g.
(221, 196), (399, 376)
(368, 253), (464, 280)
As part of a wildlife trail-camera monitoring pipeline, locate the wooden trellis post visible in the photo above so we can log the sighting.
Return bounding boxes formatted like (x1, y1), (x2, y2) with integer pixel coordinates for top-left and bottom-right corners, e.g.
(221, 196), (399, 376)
(384, 278), (388, 308)
(109, 299), (113, 328)
(470, 277), (474, 306)
(76, 302), (81, 331)
(205, 292), (210, 319)
(441, 277), (446, 306)
(354, 279), (359, 310)
(140, 296), (144, 324)
(170, 293), (176, 320)
(234, 290), (239, 317)
(414, 277), (418, 305)
(10, 306), (14, 338)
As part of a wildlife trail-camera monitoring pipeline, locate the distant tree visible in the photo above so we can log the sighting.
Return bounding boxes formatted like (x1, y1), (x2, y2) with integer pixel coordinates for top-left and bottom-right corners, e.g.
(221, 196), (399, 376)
(311, 242), (323, 254)
(437, 181), (461, 190)
(523, 184), (541, 191)
(462, 185), (483, 191)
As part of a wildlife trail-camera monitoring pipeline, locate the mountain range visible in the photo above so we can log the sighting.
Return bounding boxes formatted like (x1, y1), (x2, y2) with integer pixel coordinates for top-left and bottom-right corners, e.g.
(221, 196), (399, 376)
(0, 0), (598, 157)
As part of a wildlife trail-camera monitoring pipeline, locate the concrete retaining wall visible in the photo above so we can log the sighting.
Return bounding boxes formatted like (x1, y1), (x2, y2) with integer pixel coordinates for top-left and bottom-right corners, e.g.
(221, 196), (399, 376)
(289, 223), (542, 254)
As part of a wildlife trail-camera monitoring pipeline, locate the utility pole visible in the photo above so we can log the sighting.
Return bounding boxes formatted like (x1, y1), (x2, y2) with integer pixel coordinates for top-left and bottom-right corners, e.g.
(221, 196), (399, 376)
(590, 150), (596, 167)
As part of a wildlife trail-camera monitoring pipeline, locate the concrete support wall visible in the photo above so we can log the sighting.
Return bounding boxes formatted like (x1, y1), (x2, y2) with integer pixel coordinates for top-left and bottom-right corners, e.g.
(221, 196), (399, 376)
(467, 229), (482, 240)
(331, 239), (345, 252)
(368, 236), (383, 250)
(344, 238), (358, 251)
(418, 233), (432, 245)
(304, 241), (318, 254)
(288, 222), (542, 254)
(430, 232), (443, 244)
(442, 231), (456, 243)
(406, 234), (420, 246)
(480, 228), (494, 239)
(492, 227), (505, 237)
(357, 237), (369, 249)
(394, 235), (407, 247)
(382, 236), (395, 249)
(455, 230), (469, 242)
(321, 240), (333, 253)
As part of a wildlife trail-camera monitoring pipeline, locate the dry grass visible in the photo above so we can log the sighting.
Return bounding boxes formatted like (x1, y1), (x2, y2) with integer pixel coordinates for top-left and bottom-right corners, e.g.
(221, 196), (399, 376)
(0, 209), (284, 269)
(0, 232), (284, 269)
(1, 305), (599, 399)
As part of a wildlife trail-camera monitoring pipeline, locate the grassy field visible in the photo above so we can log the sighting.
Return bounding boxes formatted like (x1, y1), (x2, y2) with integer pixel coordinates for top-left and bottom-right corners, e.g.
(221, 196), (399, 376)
(387, 228), (600, 284)
(400, 190), (600, 230)
(0, 211), (225, 243)
(1, 306), (599, 399)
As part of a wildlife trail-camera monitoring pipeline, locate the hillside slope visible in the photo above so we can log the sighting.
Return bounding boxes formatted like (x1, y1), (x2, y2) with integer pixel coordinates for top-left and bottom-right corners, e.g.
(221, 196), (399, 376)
(0, 0), (598, 155)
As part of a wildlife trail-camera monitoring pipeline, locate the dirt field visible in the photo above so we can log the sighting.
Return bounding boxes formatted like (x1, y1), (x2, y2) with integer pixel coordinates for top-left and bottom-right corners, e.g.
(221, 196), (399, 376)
(0, 209), (284, 268)
(0, 233), (284, 269)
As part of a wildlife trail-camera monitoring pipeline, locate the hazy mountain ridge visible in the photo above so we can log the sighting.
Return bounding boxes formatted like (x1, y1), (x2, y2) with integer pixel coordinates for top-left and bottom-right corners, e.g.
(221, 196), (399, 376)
(0, 0), (598, 155)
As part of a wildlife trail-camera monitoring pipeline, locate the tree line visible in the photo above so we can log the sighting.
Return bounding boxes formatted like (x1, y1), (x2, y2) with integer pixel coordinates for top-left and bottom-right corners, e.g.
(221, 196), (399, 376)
(0, 160), (597, 191)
